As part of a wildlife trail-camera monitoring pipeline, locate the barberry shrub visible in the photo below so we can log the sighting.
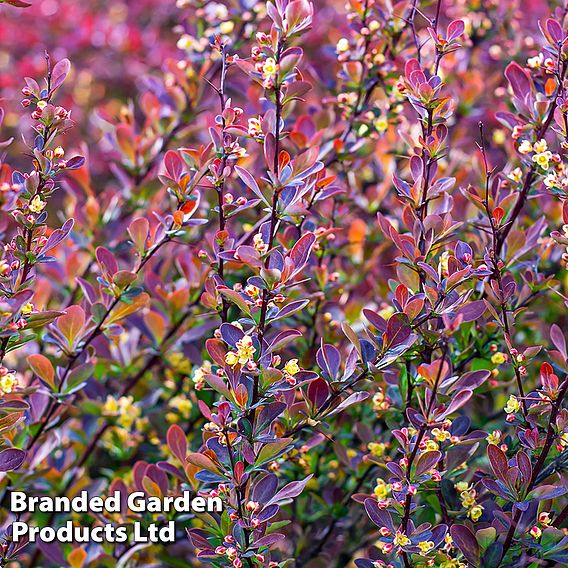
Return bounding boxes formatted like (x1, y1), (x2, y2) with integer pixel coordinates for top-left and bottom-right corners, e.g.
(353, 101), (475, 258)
(1, 0), (568, 567)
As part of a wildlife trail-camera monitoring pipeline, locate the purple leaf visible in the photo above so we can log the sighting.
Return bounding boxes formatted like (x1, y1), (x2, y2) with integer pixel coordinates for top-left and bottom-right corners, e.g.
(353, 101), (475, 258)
(504, 61), (532, 101)
(450, 524), (480, 567)
(383, 313), (411, 348)
(364, 498), (395, 531)
(265, 475), (313, 507)
(289, 232), (316, 274)
(51, 58), (71, 91)
(316, 342), (341, 381)
(0, 448), (26, 472)
(415, 450), (442, 477)
(488, 444), (509, 482)
(551, 324), (567, 360)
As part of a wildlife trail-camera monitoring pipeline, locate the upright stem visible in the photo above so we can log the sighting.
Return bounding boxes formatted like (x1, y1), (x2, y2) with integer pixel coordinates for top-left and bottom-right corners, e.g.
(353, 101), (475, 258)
(252, 39), (284, 407)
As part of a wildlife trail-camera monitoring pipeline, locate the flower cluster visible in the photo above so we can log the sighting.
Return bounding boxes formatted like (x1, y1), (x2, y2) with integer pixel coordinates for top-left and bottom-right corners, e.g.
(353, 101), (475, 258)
(0, 1), (568, 568)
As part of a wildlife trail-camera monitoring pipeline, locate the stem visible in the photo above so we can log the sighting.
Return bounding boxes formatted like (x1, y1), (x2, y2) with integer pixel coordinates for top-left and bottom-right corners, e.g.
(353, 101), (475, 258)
(252, 39), (284, 407)
(498, 378), (568, 564)
(478, 122), (528, 417)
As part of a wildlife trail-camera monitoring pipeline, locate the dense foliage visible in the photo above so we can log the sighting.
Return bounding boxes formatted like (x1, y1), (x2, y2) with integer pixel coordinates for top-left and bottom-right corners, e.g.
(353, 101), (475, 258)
(1, 0), (568, 566)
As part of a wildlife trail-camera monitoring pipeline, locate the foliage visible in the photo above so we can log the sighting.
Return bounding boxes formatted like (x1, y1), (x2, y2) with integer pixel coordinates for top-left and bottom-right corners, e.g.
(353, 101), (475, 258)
(0, 0), (568, 567)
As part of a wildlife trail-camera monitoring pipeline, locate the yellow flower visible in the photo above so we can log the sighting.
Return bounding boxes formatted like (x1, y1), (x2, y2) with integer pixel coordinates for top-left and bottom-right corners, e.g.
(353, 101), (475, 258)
(21, 302), (34, 315)
(177, 34), (194, 50)
(455, 481), (470, 492)
(373, 116), (388, 133)
(102, 395), (119, 415)
(425, 440), (439, 451)
(29, 195), (46, 214)
(533, 139), (548, 153)
(373, 478), (391, 500)
(468, 505), (483, 521)
(544, 173), (558, 188)
(284, 359), (300, 376)
(336, 38), (350, 52)
(235, 335), (256, 365)
(0, 372), (17, 394)
(518, 140), (533, 154)
(225, 351), (239, 367)
(169, 396), (193, 418)
(491, 352), (507, 365)
(253, 233), (268, 253)
(114, 396), (140, 430)
(493, 130), (506, 145)
(508, 167), (523, 182)
(418, 540), (435, 554)
(368, 442), (386, 456)
(533, 151), (552, 170)
(504, 394), (521, 414)
(262, 57), (278, 80)
(393, 531), (411, 547)
(247, 117), (262, 137)
(460, 490), (477, 508)
(432, 428), (451, 442)
(486, 430), (501, 445)
(219, 21), (234, 34)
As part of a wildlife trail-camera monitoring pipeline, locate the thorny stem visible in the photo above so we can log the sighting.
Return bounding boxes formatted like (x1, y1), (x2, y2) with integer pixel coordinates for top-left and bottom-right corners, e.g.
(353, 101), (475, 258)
(252, 38), (284, 407)
(214, 44), (230, 322)
(498, 377), (568, 565)
(401, 342), (448, 568)
(478, 122), (527, 416)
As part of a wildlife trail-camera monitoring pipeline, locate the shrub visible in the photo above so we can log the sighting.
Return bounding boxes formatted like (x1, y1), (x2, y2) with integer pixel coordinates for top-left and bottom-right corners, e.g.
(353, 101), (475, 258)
(0, 0), (568, 567)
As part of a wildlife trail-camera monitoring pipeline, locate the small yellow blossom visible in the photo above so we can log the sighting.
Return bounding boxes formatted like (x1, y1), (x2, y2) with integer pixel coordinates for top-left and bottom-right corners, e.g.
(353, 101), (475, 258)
(368, 442), (386, 456)
(504, 394), (521, 414)
(418, 540), (435, 554)
(468, 505), (484, 521)
(518, 140), (533, 154)
(21, 302), (34, 315)
(219, 21), (234, 34)
(262, 57), (278, 80)
(425, 440), (439, 452)
(0, 371), (17, 394)
(393, 531), (411, 547)
(533, 139), (548, 153)
(486, 430), (501, 445)
(544, 173), (559, 188)
(29, 195), (46, 214)
(102, 395), (119, 415)
(248, 117), (262, 137)
(529, 525), (542, 539)
(225, 351), (239, 367)
(508, 167), (523, 182)
(491, 352), (507, 365)
(336, 38), (350, 52)
(177, 34), (194, 50)
(373, 478), (391, 500)
(533, 150), (553, 170)
(284, 359), (300, 375)
(374, 116), (388, 133)
(169, 396), (193, 418)
(432, 428), (451, 442)
(235, 335), (256, 365)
